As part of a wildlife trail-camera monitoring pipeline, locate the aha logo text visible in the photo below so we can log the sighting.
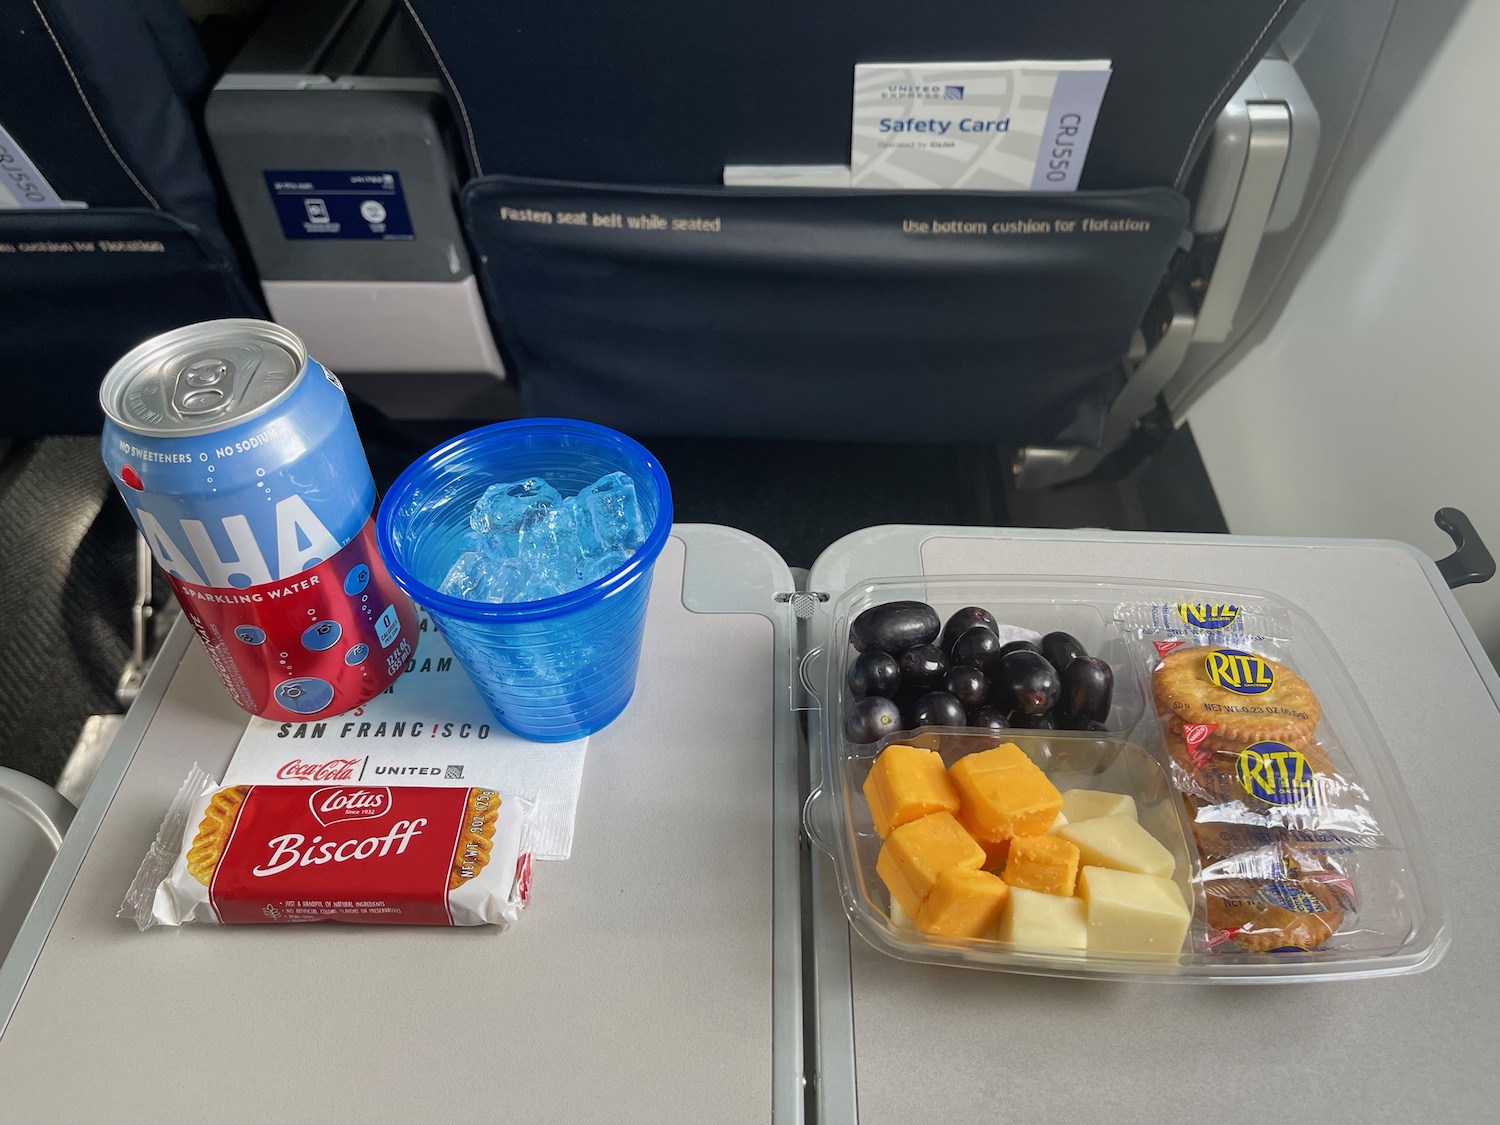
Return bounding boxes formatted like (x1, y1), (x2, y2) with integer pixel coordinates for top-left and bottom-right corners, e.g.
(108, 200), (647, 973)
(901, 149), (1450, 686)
(1178, 603), (1240, 630)
(133, 494), (339, 587)
(1204, 649), (1274, 695)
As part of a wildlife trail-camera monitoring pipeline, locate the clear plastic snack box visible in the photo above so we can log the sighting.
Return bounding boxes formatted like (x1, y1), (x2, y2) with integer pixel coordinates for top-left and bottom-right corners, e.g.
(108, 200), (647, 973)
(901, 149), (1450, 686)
(802, 575), (1449, 983)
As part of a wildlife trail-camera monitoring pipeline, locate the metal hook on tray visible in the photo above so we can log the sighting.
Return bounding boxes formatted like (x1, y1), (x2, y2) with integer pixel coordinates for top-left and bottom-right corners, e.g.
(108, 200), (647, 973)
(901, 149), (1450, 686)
(1433, 507), (1495, 589)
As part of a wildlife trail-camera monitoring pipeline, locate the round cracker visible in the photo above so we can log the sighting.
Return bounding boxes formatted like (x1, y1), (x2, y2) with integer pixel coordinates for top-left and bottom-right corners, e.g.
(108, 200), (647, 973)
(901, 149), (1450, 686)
(1164, 727), (1335, 818)
(1153, 646), (1320, 745)
(1206, 875), (1346, 953)
(1165, 716), (1335, 773)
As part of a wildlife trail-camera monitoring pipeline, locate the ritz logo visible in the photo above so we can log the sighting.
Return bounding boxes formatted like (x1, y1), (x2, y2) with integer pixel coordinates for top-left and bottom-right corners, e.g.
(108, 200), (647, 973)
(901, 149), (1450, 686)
(1236, 742), (1315, 805)
(1204, 648), (1274, 695)
(1178, 603), (1240, 630)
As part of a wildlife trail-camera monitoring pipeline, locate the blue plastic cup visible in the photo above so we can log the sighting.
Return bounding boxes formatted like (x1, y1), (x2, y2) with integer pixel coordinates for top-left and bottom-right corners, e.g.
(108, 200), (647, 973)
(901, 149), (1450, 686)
(376, 418), (673, 741)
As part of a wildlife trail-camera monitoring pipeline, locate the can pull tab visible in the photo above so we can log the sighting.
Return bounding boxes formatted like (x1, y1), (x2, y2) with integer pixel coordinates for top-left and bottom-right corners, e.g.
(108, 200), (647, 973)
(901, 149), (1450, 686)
(172, 357), (241, 417)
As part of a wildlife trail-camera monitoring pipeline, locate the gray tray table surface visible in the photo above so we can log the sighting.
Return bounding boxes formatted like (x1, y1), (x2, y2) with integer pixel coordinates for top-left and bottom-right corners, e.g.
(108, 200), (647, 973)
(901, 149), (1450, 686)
(804, 526), (1500, 1125)
(0, 527), (802, 1125)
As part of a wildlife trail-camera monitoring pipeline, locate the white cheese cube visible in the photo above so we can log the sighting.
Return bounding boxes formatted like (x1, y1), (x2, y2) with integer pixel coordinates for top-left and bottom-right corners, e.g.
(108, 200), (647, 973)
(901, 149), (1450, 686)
(888, 896), (914, 929)
(993, 886), (1087, 953)
(1060, 789), (1138, 824)
(1055, 814), (1174, 878)
(1048, 811), (1069, 832)
(1078, 866), (1190, 956)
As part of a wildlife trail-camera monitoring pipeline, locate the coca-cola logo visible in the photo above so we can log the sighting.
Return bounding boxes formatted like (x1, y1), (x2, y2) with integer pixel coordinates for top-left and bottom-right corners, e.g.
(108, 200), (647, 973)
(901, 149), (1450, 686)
(309, 786), (391, 827)
(276, 758), (363, 782)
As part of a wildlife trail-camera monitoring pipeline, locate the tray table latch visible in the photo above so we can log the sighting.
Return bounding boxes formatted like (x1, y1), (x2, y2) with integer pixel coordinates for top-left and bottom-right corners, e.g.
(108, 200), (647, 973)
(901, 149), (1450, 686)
(1434, 507), (1495, 589)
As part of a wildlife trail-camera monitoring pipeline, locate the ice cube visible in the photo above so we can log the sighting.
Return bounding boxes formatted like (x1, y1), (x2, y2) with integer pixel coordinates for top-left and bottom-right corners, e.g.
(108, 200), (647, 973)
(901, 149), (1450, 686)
(517, 503), (582, 564)
(478, 557), (531, 603)
(513, 563), (573, 602)
(571, 471), (646, 556)
(577, 548), (632, 585)
(439, 551), (486, 599)
(515, 503), (585, 597)
(470, 478), (562, 536)
(446, 473), (647, 604)
(440, 550), (523, 603)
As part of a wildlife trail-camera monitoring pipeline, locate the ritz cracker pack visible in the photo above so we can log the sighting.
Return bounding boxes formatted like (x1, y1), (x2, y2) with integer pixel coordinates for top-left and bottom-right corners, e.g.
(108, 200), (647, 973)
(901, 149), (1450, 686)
(1118, 597), (1378, 954)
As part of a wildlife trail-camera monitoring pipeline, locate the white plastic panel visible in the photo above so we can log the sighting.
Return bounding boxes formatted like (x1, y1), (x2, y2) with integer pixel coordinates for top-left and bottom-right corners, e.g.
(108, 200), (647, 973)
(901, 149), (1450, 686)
(263, 277), (505, 377)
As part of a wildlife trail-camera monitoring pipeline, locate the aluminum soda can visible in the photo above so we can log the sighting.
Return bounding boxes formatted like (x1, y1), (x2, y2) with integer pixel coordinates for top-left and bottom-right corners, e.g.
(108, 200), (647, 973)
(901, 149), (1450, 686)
(100, 319), (419, 721)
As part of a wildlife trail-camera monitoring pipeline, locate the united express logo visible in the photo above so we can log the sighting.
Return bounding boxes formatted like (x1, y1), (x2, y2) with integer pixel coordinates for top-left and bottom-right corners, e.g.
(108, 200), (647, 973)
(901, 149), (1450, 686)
(1204, 648), (1274, 695)
(1177, 603), (1240, 630)
(1236, 741), (1315, 805)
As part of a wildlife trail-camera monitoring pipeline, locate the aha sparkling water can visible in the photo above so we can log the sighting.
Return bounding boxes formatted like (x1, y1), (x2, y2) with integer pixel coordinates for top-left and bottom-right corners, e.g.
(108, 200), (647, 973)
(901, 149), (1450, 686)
(100, 319), (419, 721)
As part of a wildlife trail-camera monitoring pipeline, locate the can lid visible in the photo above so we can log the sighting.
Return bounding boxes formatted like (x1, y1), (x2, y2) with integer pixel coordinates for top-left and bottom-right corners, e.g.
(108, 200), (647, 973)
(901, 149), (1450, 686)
(99, 319), (308, 437)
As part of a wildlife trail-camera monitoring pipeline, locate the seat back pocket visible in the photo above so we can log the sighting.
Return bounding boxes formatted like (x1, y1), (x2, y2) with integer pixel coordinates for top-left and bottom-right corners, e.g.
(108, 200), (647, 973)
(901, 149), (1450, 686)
(464, 177), (1189, 444)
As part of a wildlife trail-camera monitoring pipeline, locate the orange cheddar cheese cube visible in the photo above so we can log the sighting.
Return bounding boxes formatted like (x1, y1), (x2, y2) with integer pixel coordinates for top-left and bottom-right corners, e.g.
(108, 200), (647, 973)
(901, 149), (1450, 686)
(955, 807), (1010, 871)
(1002, 834), (1082, 897)
(862, 744), (960, 838)
(949, 743), (1063, 841)
(915, 868), (1010, 938)
(950, 742), (1033, 777)
(875, 811), (986, 917)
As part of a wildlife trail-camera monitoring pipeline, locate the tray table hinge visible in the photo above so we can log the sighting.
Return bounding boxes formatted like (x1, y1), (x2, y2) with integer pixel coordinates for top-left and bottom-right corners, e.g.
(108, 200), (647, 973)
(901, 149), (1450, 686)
(778, 588), (829, 713)
(774, 589), (829, 620)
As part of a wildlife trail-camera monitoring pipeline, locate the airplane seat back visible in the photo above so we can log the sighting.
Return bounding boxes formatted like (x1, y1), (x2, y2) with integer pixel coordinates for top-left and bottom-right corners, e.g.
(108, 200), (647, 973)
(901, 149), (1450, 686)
(0, 766), (74, 966)
(0, 0), (262, 436)
(401, 0), (1305, 444)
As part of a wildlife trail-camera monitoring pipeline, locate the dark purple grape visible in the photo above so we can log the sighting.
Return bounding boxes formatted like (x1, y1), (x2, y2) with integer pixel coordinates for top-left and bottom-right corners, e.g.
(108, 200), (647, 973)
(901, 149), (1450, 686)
(1059, 656), (1114, 725)
(1009, 711), (1056, 729)
(939, 606), (998, 653)
(992, 650), (1061, 716)
(850, 601), (940, 655)
(910, 691), (966, 728)
(1040, 631), (1089, 674)
(951, 626), (1002, 671)
(844, 696), (903, 744)
(968, 706), (1010, 734)
(898, 643), (948, 692)
(997, 639), (1043, 661)
(943, 666), (989, 710)
(847, 650), (901, 698)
